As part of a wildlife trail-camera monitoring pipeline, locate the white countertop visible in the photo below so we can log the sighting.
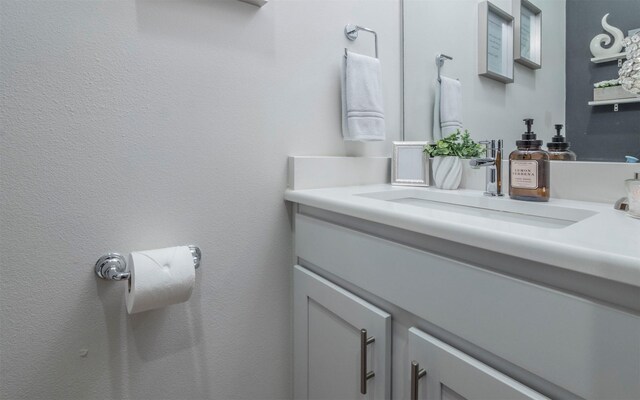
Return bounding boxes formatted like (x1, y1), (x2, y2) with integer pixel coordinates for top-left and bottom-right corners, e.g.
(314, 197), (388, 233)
(285, 184), (640, 287)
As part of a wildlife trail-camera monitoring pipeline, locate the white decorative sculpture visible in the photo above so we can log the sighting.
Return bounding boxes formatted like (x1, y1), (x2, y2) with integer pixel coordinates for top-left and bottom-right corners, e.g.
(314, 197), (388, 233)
(589, 14), (625, 58)
(619, 32), (640, 95)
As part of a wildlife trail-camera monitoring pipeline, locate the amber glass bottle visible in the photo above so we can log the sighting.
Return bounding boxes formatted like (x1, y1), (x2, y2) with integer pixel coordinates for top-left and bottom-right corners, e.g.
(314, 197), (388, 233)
(509, 119), (550, 202)
(547, 124), (577, 161)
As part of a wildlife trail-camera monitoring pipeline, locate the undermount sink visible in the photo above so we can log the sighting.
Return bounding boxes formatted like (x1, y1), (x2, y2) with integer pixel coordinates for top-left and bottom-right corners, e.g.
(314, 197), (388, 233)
(357, 188), (598, 229)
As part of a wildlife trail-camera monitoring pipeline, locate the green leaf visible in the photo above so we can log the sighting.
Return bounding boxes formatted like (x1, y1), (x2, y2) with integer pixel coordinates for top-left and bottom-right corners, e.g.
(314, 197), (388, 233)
(423, 129), (484, 158)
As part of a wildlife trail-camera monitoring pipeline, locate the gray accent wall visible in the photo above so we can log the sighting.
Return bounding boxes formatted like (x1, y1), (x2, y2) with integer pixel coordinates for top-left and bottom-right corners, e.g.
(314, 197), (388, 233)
(566, 0), (640, 162)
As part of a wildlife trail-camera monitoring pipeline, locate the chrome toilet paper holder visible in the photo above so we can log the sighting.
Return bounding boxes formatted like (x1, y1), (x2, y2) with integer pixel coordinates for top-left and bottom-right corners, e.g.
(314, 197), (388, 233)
(95, 245), (202, 281)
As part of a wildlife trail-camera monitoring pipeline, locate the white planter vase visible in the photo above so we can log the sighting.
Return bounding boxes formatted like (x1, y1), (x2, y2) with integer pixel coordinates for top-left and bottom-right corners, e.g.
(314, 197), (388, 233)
(593, 86), (637, 101)
(432, 156), (462, 190)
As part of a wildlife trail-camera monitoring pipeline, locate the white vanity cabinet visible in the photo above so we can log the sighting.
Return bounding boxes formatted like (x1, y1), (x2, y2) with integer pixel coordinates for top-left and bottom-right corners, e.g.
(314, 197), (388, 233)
(407, 327), (548, 400)
(291, 206), (640, 400)
(293, 264), (545, 400)
(293, 266), (391, 400)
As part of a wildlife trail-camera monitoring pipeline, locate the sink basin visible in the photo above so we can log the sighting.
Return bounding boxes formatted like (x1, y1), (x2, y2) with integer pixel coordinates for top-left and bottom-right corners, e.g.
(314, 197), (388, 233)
(357, 189), (598, 229)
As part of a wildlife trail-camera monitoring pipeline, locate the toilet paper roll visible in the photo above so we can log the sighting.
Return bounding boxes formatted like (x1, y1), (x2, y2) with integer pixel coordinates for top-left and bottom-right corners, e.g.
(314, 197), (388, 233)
(125, 246), (195, 314)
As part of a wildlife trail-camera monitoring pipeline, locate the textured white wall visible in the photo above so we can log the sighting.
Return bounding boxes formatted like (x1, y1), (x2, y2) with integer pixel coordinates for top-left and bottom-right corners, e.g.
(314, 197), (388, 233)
(404, 0), (566, 146)
(0, 1), (401, 399)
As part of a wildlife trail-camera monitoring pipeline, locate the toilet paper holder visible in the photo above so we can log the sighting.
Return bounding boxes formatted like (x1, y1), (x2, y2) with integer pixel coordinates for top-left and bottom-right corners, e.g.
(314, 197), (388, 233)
(95, 245), (201, 281)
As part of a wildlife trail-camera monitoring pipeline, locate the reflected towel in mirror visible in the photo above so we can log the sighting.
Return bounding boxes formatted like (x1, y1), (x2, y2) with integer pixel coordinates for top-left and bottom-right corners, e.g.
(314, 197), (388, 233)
(433, 76), (463, 141)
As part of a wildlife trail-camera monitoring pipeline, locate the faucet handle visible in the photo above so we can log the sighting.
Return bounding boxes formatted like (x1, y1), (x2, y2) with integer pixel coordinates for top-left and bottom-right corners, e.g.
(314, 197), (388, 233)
(469, 158), (496, 168)
(478, 140), (502, 149)
(478, 139), (502, 158)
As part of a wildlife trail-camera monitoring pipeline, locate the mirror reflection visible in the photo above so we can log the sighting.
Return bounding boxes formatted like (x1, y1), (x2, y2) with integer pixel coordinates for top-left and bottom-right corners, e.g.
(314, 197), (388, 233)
(403, 0), (640, 162)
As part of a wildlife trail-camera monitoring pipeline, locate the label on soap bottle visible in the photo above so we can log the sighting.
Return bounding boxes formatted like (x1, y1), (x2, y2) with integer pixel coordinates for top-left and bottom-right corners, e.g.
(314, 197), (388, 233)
(511, 160), (538, 189)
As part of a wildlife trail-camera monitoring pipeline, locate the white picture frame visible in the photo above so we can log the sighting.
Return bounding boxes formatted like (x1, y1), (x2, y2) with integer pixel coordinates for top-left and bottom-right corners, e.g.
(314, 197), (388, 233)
(514, 0), (542, 69)
(478, 1), (514, 83)
(392, 142), (430, 187)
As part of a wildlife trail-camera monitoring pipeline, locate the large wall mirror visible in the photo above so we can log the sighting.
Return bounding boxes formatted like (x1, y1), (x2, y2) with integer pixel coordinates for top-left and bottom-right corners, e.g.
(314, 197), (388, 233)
(403, 0), (640, 162)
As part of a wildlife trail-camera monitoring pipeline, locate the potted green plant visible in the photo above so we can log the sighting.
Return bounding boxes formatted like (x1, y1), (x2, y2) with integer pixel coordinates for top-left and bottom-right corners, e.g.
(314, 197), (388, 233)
(593, 79), (637, 101)
(424, 130), (484, 190)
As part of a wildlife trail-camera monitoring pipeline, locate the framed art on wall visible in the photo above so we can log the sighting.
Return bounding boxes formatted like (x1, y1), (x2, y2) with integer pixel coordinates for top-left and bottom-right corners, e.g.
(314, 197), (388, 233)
(478, 1), (514, 83)
(514, 0), (542, 69)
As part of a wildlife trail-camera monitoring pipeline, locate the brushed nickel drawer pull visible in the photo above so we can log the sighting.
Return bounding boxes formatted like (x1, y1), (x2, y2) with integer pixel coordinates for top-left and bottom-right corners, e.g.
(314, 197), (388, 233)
(411, 361), (426, 400)
(360, 328), (376, 394)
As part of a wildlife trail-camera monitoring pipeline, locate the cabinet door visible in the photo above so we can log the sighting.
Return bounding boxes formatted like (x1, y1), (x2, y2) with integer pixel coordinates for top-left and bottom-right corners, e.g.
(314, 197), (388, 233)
(408, 328), (548, 400)
(294, 265), (391, 400)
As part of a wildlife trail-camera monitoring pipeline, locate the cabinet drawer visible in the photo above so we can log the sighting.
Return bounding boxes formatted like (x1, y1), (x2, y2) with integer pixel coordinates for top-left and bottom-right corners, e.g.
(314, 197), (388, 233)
(295, 213), (640, 399)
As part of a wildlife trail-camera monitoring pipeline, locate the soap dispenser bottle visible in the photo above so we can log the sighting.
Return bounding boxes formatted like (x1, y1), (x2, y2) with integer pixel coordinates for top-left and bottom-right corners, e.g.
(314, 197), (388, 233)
(626, 172), (640, 218)
(547, 124), (577, 161)
(509, 118), (550, 202)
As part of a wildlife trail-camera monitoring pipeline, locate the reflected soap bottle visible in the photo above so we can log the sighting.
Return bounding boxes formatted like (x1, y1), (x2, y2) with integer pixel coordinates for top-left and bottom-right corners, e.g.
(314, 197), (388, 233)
(547, 124), (577, 161)
(509, 119), (550, 202)
(626, 173), (640, 218)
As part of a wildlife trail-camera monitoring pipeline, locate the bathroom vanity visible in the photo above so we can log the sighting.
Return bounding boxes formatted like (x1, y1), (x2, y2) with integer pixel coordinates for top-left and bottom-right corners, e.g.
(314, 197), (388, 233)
(286, 184), (640, 400)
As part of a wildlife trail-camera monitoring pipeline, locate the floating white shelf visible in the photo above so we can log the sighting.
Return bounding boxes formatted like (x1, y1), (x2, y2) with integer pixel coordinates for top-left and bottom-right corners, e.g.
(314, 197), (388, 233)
(588, 97), (640, 106)
(238, 0), (268, 6)
(590, 53), (627, 64)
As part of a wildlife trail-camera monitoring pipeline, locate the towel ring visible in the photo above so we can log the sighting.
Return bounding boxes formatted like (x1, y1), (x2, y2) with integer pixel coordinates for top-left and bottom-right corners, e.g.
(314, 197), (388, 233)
(436, 53), (453, 82)
(344, 24), (379, 58)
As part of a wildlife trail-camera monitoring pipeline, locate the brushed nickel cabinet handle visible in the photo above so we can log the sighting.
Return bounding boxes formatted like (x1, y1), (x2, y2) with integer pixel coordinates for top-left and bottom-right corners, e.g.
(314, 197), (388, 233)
(411, 361), (426, 400)
(360, 328), (376, 394)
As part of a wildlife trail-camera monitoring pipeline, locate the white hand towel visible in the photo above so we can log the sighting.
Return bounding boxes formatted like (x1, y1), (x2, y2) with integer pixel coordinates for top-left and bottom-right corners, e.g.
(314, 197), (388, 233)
(433, 76), (463, 141)
(341, 51), (386, 141)
(432, 81), (441, 142)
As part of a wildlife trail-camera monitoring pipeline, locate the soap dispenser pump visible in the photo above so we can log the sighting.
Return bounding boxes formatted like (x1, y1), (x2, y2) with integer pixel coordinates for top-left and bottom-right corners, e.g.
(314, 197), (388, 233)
(509, 118), (551, 202)
(547, 124), (577, 161)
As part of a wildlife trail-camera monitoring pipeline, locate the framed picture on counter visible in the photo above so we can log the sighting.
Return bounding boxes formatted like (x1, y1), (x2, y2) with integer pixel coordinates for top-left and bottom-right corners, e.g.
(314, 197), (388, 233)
(478, 1), (514, 83)
(391, 142), (430, 187)
(514, 0), (542, 69)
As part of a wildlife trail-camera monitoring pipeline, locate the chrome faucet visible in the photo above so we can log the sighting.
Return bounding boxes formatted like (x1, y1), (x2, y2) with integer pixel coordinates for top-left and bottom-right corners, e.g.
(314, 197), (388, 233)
(469, 140), (503, 197)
